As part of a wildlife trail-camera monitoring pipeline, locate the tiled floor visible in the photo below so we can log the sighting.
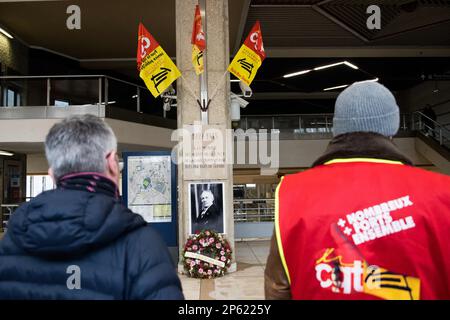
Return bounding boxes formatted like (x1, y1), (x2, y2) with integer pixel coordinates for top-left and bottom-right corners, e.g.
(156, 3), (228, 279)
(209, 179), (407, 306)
(179, 240), (270, 300)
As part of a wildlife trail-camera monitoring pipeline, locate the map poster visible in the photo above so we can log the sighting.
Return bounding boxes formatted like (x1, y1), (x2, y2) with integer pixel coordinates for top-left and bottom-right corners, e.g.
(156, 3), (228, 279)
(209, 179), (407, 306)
(125, 155), (172, 223)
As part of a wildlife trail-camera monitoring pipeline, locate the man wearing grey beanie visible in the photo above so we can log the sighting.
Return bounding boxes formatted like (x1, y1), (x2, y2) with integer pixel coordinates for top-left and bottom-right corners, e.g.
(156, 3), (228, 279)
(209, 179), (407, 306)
(265, 81), (450, 300)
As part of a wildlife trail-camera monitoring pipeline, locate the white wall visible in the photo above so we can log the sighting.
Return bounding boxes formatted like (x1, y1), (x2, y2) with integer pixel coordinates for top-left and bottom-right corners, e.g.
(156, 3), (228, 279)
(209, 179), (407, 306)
(234, 137), (431, 170)
(27, 154), (48, 174)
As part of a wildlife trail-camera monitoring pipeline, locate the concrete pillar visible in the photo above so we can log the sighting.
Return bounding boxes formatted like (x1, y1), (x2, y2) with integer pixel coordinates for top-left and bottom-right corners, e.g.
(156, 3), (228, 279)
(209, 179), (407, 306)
(175, 0), (236, 272)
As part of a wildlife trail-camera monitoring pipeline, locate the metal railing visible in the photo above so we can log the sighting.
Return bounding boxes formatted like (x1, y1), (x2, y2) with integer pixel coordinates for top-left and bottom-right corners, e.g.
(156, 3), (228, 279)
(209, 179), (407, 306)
(233, 198), (275, 222)
(412, 111), (450, 148)
(0, 75), (177, 128)
(0, 204), (19, 233)
(0, 75), (155, 114)
(235, 113), (413, 139)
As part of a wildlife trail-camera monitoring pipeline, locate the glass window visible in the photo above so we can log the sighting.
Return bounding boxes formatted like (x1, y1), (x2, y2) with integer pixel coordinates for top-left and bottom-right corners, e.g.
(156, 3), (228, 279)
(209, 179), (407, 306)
(54, 99), (69, 107)
(6, 88), (14, 106)
(26, 175), (55, 200)
(3, 87), (21, 106)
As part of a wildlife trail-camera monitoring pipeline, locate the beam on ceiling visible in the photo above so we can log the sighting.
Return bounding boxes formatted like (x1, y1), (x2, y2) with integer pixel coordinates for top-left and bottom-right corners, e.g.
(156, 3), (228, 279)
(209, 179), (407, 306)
(0, 0), (64, 2)
(266, 46), (450, 58)
(372, 18), (450, 43)
(312, 5), (370, 43)
(234, 0), (251, 55)
(316, 0), (337, 5)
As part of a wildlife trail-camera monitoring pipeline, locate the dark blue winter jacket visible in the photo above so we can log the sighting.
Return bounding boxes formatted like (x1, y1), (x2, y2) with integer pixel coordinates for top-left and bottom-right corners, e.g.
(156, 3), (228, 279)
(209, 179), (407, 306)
(0, 187), (184, 300)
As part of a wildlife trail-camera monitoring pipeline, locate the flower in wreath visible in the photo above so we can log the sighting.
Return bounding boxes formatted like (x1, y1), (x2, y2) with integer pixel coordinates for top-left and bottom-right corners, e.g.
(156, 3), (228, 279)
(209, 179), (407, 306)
(182, 229), (233, 279)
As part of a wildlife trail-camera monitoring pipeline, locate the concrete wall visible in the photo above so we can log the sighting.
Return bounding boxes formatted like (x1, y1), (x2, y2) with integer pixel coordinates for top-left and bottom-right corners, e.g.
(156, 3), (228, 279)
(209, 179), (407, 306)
(235, 222), (273, 240)
(105, 118), (176, 150)
(0, 33), (29, 75)
(27, 154), (48, 174)
(234, 136), (431, 170)
(0, 117), (175, 145)
(18, 131), (436, 175)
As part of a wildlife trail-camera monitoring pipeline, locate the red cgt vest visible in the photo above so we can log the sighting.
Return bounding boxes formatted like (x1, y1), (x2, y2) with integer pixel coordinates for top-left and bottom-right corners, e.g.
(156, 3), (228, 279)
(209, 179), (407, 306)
(276, 158), (450, 300)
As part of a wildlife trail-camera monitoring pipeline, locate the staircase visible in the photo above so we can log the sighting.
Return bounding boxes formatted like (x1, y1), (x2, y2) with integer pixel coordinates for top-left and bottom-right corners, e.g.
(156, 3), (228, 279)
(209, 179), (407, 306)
(413, 111), (450, 153)
(412, 112), (450, 174)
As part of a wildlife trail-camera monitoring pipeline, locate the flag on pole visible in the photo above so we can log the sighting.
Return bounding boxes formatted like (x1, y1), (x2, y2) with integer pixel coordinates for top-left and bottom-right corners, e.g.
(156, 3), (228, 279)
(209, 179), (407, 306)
(137, 23), (181, 98)
(191, 5), (205, 75)
(228, 21), (266, 86)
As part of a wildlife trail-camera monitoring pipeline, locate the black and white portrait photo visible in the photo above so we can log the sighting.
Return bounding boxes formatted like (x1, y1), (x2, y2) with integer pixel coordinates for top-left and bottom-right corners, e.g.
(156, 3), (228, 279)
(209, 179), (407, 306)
(189, 182), (224, 234)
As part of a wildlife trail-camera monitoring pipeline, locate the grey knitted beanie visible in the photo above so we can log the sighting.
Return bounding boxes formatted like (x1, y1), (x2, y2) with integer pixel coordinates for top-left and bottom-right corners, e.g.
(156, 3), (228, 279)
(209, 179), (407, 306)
(332, 81), (400, 137)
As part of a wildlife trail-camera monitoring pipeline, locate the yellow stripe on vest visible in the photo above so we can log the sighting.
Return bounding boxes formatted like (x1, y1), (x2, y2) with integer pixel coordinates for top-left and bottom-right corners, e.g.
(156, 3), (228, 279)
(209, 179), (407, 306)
(275, 177), (291, 285)
(324, 158), (404, 166)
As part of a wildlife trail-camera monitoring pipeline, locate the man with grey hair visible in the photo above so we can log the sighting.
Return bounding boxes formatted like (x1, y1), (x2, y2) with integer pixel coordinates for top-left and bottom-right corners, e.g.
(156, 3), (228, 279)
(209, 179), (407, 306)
(191, 189), (222, 234)
(0, 114), (184, 300)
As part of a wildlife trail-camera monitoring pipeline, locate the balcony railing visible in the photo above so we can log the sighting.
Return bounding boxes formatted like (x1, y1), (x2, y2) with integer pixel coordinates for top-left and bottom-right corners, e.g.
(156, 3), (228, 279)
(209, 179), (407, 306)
(0, 204), (19, 233)
(0, 75), (176, 128)
(235, 113), (414, 139)
(233, 198), (275, 222)
(0, 75), (149, 111)
(412, 111), (450, 149)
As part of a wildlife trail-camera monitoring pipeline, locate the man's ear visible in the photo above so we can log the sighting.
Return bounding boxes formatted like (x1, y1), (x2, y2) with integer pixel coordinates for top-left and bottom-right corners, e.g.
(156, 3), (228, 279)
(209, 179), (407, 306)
(48, 168), (56, 183)
(106, 151), (120, 184)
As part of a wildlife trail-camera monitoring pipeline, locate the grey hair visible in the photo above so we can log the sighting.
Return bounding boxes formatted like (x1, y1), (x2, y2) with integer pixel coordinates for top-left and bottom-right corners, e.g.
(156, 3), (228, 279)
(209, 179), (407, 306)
(45, 114), (117, 181)
(201, 189), (214, 200)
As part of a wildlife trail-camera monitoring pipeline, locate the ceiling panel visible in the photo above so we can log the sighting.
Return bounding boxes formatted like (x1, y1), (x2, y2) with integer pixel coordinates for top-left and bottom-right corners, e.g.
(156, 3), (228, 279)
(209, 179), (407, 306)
(243, 6), (364, 46)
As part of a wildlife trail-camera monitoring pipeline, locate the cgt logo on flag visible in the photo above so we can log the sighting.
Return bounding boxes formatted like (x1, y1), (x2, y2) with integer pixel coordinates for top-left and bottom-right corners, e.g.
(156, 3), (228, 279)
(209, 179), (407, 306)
(191, 5), (205, 75)
(228, 21), (266, 86)
(137, 23), (181, 98)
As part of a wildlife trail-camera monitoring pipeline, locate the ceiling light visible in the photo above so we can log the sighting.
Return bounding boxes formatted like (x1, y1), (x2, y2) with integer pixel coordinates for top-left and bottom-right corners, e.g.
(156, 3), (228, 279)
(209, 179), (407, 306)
(0, 27), (13, 39)
(360, 78), (379, 83)
(283, 69), (311, 79)
(314, 62), (345, 71)
(323, 84), (349, 91)
(0, 150), (14, 156)
(343, 61), (359, 70)
(230, 79), (240, 82)
(313, 61), (359, 71)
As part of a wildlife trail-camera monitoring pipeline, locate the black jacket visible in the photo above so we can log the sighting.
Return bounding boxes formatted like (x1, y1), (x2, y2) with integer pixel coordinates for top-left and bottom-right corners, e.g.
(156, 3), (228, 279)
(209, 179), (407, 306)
(0, 187), (184, 300)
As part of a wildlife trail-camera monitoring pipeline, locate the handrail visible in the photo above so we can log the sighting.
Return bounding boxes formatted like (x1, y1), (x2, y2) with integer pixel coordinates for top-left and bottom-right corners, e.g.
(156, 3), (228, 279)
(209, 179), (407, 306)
(1, 204), (20, 232)
(242, 113), (334, 117)
(234, 198), (275, 202)
(0, 74), (148, 91)
(414, 111), (450, 135)
(233, 198), (275, 222)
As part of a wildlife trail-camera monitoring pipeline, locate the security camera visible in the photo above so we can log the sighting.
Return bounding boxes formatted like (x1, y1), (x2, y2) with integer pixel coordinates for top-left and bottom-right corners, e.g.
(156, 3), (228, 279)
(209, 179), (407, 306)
(239, 81), (252, 98)
(163, 84), (176, 95)
(163, 97), (171, 111)
(230, 93), (249, 121)
(230, 93), (249, 108)
(161, 85), (177, 99)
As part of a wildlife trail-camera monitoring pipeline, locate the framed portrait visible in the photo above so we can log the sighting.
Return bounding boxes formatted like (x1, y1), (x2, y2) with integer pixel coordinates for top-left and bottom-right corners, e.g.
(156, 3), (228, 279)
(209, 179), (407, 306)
(189, 182), (225, 235)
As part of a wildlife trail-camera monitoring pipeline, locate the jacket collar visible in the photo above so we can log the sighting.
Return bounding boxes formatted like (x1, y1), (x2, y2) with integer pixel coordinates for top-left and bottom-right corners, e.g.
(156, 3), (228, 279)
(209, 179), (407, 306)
(312, 132), (413, 167)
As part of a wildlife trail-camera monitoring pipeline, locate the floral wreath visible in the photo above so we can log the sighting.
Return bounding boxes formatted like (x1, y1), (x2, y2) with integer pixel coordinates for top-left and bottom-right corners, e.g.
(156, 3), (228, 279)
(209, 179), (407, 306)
(182, 229), (232, 279)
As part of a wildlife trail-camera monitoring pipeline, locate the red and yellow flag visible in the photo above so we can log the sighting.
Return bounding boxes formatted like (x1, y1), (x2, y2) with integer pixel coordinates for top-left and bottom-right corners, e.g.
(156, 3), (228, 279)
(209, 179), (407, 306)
(191, 5), (205, 75)
(137, 23), (181, 98)
(228, 21), (266, 86)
